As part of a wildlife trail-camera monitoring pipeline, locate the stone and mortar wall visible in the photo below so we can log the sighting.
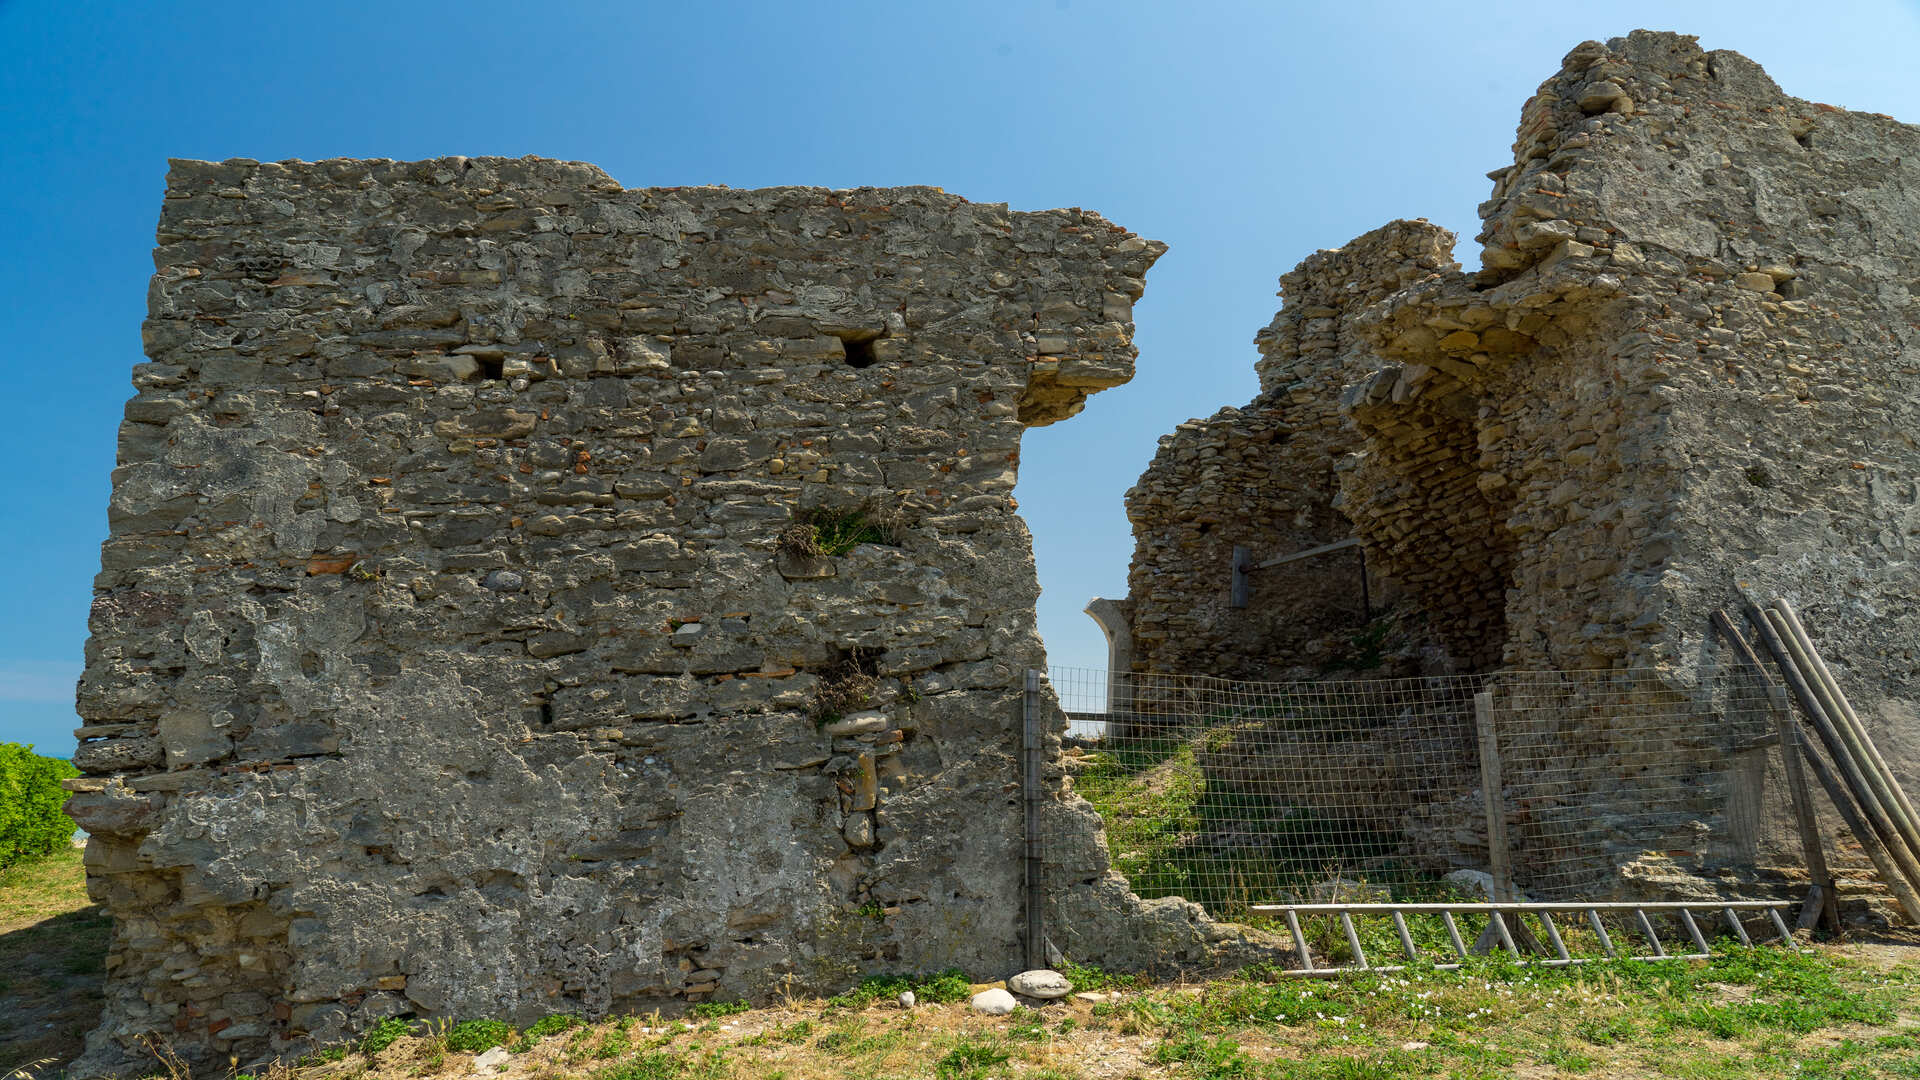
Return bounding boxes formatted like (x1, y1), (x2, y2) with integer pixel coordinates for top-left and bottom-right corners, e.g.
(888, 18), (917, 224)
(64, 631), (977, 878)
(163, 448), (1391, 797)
(1122, 31), (1919, 892)
(1342, 31), (1920, 748)
(69, 160), (1270, 1076)
(1122, 222), (1458, 680)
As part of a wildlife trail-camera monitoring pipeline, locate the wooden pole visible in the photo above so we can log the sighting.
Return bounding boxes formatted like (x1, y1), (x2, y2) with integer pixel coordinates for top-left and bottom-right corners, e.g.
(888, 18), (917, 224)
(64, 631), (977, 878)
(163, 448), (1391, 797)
(1474, 691), (1513, 903)
(1772, 600), (1920, 867)
(1022, 669), (1047, 970)
(1745, 607), (1920, 923)
(1230, 546), (1251, 610)
(1711, 611), (1838, 932)
(1762, 609), (1920, 889)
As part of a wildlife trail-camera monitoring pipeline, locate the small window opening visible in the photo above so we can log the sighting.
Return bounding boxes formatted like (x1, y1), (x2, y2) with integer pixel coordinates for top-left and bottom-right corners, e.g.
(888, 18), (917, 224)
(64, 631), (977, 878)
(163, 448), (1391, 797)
(844, 338), (878, 368)
(474, 354), (506, 380)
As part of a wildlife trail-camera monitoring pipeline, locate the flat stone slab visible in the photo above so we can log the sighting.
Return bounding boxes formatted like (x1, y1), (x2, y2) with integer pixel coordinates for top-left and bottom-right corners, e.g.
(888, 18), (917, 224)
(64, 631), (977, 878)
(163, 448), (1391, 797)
(1008, 969), (1073, 999)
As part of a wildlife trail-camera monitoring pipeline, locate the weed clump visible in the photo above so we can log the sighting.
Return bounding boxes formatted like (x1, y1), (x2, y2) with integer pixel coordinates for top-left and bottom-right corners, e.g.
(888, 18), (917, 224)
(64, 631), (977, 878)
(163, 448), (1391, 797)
(826, 968), (972, 1009)
(779, 506), (905, 559)
(935, 1036), (1011, 1079)
(809, 647), (883, 725)
(445, 1018), (514, 1053)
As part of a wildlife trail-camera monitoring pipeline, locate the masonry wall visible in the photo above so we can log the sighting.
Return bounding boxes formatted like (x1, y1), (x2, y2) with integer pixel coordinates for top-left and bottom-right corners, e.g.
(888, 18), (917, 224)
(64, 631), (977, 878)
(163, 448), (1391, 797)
(68, 160), (1267, 1076)
(1122, 222), (1459, 680)
(1120, 30), (1919, 893)
(1345, 31), (1920, 750)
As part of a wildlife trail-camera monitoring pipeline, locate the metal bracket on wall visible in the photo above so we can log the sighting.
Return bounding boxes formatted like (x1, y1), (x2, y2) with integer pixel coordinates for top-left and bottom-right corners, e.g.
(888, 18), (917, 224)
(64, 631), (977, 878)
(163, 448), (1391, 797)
(1230, 536), (1367, 612)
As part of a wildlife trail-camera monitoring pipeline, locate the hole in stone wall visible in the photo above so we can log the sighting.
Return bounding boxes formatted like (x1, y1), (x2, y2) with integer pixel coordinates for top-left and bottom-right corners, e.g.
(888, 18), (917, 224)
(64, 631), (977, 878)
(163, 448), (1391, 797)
(844, 338), (878, 368)
(1795, 131), (1813, 149)
(474, 354), (506, 380)
(807, 646), (886, 723)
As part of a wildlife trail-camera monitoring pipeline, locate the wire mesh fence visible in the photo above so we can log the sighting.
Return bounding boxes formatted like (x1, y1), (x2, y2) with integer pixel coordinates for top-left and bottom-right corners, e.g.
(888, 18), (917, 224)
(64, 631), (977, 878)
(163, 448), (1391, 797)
(1048, 664), (1787, 919)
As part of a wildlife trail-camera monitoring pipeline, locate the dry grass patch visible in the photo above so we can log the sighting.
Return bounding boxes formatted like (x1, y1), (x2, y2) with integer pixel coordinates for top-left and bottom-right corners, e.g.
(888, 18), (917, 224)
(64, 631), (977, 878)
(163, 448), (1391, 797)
(0, 844), (110, 1078)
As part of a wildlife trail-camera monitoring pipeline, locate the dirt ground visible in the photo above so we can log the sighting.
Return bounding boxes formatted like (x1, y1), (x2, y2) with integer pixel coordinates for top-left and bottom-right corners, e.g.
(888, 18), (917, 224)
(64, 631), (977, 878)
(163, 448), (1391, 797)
(4, 848), (1917, 1080)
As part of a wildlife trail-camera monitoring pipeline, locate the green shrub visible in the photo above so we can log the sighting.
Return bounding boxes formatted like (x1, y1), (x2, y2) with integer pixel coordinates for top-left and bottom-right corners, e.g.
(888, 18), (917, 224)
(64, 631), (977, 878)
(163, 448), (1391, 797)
(358, 1016), (418, 1055)
(690, 1000), (749, 1019)
(512, 1011), (584, 1050)
(0, 743), (78, 869)
(445, 1018), (515, 1053)
(827, 968), (972, 1009)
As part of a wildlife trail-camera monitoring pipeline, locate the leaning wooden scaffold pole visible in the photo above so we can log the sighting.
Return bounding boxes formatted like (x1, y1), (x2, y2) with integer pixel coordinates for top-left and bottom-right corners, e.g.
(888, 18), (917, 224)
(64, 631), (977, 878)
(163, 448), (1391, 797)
(1771, 599), (1920, 876)
(1710, 610), (1838, 931)
(1742, 603), (1920, 923)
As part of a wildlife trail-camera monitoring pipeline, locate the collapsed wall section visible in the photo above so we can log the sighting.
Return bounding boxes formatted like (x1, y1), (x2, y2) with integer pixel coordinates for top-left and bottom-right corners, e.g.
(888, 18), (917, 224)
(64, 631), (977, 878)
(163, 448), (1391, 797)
(69, 159), (1267, 1076)
(1118, 29), (1919, 896)
(1122, 222), (1459, 680)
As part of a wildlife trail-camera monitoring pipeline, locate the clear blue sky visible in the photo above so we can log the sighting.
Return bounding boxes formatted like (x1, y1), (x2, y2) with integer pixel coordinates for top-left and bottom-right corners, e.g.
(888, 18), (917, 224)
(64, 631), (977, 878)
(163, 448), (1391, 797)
(4, 0), (1918, 758)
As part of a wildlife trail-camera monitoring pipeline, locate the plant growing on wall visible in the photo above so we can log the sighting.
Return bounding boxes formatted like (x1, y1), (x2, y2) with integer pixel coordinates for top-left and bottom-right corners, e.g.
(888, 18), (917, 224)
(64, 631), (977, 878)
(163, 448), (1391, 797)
(779, 506), (905, 559)
(809, 648), (883, 724)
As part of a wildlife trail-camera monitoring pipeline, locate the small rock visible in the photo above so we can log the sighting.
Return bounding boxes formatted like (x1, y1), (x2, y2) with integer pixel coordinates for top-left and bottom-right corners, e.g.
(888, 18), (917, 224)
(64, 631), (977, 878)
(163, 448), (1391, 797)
(1576, 80), (1629, 114)
(842, 813), (874, 847)
(482, 570), (524, 591)
(1007, 969), (1073, 999)
(471, 1046), (510, 1072)
(823, 711), (889, 736)
(1402, 1041), (1431, 1052)
(970, 988), (1017, 1015)
(1072, 991), (1111, 1004)
(1735, 272), (1778, 293)
(898, 990), (915, 1009)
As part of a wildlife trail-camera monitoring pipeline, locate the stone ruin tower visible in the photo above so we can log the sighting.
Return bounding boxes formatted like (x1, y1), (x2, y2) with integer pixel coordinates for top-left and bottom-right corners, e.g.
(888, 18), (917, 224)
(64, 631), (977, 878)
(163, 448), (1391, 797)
(68, 164), (1264, 1075)
(1105, 30), (1920, 902)
(1118, 31), (1920, 744)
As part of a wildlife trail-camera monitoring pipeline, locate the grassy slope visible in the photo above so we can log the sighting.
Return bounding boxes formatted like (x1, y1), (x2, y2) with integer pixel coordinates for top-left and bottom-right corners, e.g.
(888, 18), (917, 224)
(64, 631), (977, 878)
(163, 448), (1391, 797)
(6, 840), (1919, 1080)
(0, 845), (111, 1075)
(248, 945), (1919, 1080)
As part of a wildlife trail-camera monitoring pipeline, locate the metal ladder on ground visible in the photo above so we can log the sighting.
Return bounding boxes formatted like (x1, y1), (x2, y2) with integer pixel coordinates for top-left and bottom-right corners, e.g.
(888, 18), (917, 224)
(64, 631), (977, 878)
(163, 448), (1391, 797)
(1245, 900), (1799, 977)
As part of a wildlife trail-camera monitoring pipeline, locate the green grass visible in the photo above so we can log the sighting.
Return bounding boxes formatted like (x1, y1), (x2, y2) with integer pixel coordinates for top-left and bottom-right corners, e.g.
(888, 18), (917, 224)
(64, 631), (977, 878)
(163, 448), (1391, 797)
(0, 845), (109, 1075)
(1071, 723), (1461, 918)
(826, 968), (973, 1009)
(444, 1018), (515, 1053)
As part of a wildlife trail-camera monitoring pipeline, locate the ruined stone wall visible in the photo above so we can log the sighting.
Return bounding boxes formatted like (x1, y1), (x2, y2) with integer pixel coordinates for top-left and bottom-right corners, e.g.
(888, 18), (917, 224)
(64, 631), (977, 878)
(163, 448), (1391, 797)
(1122, 222), (1458, 680)
(69, 159), (1267, 1076)
(1344, 31), (1920, 747)
(1121, 30), (1919, 893)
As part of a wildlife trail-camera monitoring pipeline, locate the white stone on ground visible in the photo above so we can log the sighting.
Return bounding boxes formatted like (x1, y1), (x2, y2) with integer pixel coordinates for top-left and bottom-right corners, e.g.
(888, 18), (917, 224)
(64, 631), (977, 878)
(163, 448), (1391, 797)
(1007, 969), (1073, 999)
(471, 1046), (510, 1072)
(969, 987), (1017, 1015)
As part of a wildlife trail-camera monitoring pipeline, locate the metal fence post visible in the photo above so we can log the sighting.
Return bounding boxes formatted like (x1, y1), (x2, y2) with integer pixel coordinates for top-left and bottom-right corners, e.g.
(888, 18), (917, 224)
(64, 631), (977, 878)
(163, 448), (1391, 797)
(1474, 691), (1514, 902)
(1022, 669), (1046, 970)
